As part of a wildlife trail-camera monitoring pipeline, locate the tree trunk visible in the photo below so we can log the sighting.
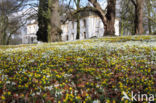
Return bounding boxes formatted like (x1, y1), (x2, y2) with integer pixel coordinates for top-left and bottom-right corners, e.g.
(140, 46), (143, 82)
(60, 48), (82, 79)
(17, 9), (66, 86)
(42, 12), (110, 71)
(36, 0), (48, 42)
(136, 0), (144, 34)
(48, 0), (62, 42)
(105, 0), (116, 36)
(131, 0), (144, 35)
(88, 0), (116, 36)
(37, 0), (61, 42)
(0, 15), (8, 45)
(76, 0), (80, 40)
(2, 32), (7, 45)
(120, 20), (124, 36)
(134, 6), (139, 35)
(147, 0), (152, 34)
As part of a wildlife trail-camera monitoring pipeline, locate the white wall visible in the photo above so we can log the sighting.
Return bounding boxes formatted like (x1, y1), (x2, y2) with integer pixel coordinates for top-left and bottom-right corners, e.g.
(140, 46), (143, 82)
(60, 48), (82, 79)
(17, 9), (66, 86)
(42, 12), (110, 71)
(114, 19), (120, 36)
(22, 20), (38, 44)
(27, 24), (38, 35)
(87, 16), (104, 38)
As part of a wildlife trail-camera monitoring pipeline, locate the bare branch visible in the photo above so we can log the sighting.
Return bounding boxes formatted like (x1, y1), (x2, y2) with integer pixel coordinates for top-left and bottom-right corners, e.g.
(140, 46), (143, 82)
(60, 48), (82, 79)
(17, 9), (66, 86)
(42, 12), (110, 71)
(146, 16), (156, 24)
(130, 0), (137, 7)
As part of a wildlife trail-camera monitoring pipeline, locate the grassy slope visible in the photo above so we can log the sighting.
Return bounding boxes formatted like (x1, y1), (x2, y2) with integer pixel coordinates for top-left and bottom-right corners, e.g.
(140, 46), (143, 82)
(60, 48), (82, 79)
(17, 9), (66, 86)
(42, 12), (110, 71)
(0, 35), (156, 102)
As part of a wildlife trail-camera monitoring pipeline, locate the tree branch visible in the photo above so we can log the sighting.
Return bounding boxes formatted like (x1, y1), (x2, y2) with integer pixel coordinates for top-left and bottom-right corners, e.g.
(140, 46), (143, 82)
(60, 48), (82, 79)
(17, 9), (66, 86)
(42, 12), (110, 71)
(146, 16), (156, 24)
(130, 0), (137, 7)
(72, 6), (98, 15)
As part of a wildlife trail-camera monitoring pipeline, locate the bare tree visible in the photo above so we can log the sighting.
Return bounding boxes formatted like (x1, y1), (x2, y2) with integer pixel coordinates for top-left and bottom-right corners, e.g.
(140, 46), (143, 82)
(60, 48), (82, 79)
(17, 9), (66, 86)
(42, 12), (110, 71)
(63, 0), (117, 36)
(0, 0), (28, 45)
(119, 0), (135, 35)
(145, 0), (156, 34)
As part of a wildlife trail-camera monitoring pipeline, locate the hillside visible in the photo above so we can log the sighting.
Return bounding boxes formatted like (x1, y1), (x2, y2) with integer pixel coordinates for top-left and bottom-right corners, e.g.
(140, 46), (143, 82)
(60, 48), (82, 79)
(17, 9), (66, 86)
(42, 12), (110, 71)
(0, 35), (156, 102)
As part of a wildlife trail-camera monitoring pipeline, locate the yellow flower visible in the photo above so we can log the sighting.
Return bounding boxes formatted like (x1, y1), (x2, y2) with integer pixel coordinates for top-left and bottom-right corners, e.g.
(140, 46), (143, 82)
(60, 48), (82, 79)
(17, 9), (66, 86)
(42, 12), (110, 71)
(1, 95), (5, 100)
(76, 96), (81, 100)
(21, 94), (24, 98)
(106, 99), (110, 103)
(8, 92), (11, 95)
(63, 99), (67, 102)
(25, 84), (29, 88)
(102, 80), (106, 85)
(86, 93), (89, 97)
(18, 85), (22, 88)
(69, 87), (72, 91)
(43, 75), (46, 79)
(124, 100), (129, 103)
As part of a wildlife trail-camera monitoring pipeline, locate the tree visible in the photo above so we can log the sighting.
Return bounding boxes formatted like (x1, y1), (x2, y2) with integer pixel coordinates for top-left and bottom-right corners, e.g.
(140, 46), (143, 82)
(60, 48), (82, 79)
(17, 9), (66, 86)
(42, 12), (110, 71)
(68, 0), (117, 36)
(119, 0), (135, 35)
(0, 14), (8, 45)
(0, 0), (27, 45)
(130, 0), (144, 35)
(48, 0), (62, 42)
(119, 0), (156, 35)
(36, 0), (48, 42)
(37, 0), (61, 42)
(74, 0), (80, 39)
(6, 18), (21, 45)
(88, 0), (116, 36)
(64, 0), (85, 39)
(145, 0), (156, 34)
(145, 0), (152, 34)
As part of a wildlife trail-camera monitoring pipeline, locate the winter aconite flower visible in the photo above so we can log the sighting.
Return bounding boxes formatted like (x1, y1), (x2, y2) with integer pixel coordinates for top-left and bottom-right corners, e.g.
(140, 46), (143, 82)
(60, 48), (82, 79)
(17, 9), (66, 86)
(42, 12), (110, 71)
(0, 35), (155, 102)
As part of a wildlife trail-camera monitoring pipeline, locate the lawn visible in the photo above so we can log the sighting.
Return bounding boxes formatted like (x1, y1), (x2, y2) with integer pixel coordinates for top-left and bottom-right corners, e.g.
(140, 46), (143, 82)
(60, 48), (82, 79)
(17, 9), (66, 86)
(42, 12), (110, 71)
(0, 35), (156, 103)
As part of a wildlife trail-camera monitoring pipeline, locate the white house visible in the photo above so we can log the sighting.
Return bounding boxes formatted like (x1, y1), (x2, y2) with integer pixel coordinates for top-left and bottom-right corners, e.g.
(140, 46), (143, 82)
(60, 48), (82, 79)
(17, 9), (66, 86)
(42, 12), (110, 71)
(9, 8), (119, 44)
(61, 12), (120, 41)
(8, 7), (38, 44)
(22, 19), (38, 44)
(22, 13), (119, 43)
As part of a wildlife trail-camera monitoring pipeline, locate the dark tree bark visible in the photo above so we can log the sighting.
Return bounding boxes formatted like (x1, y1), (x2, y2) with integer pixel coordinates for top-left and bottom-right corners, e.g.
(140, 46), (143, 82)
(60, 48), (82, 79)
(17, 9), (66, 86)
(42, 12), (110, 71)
(37, 0), (61, 42)
(131, 0), (144, 35)
(76, 0), (80, 40)
(36, 0), (48, 42)
(88, 0), (116, 36)
(105, 0), (116, 36)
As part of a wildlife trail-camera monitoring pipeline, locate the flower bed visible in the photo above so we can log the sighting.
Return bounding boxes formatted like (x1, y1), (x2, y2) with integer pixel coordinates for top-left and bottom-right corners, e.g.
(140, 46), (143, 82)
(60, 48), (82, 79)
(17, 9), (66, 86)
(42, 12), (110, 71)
(0, 35), (156, 103)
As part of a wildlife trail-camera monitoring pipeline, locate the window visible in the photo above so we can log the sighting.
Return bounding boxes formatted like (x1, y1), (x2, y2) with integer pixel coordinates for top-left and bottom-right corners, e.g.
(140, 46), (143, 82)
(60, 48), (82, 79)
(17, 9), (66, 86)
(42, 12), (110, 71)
(72, 21), (74, 29)
(31, 37), (33, 43)
(66, 35), (69, 41)
(83, 19), (87, 28)
(84, 32), (86, 39)
(72, 33), (74, 40)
